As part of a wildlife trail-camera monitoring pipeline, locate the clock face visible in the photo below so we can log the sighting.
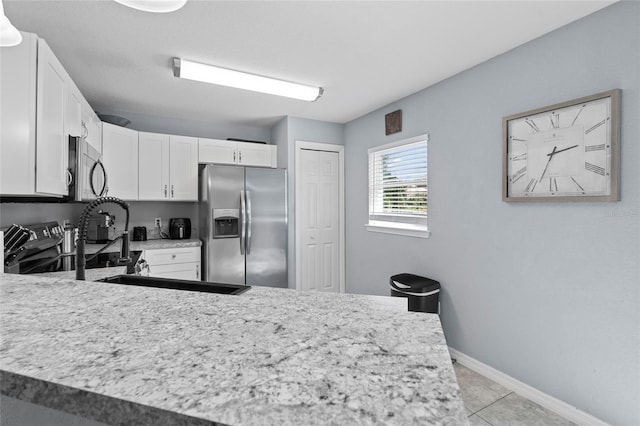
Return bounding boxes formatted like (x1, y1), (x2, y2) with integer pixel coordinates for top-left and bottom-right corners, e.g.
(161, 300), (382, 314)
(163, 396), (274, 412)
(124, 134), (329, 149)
(505, 94), (616, 200)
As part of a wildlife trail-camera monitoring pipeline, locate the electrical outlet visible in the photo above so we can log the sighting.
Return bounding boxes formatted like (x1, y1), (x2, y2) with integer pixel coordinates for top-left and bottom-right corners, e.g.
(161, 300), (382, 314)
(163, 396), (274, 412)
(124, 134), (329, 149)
(154, 218), (162, 228)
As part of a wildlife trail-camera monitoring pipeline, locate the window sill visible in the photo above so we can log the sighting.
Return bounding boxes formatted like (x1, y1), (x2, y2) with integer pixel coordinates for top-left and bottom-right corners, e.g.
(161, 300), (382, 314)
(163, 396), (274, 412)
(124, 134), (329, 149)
(365, 222), (430, 239)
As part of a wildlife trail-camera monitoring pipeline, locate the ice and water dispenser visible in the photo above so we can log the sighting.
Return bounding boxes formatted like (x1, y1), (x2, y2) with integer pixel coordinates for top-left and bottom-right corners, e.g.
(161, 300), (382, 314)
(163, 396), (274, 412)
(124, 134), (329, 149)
(213, 209), (239, 238)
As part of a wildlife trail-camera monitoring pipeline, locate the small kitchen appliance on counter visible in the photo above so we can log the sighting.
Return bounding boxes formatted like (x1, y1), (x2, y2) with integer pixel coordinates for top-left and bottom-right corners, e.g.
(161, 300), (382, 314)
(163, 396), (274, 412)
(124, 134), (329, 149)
(169, 218), (191, 240)
(87, 211), (116, 243)
(2, 221), (141, 274)
(132, 226), (147, 241)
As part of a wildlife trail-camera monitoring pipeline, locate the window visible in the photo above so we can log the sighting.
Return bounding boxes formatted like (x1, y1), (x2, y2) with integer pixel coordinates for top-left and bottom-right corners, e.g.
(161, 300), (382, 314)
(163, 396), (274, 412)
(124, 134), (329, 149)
(367, 134), (429, 238)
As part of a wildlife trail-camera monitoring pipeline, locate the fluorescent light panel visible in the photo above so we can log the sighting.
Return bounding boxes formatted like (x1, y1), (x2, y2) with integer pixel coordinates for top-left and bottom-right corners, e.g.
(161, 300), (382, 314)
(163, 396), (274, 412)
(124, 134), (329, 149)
(0, 0), (22, 47)
(173, 58), (323, 102)
(113, 0), (187, 13)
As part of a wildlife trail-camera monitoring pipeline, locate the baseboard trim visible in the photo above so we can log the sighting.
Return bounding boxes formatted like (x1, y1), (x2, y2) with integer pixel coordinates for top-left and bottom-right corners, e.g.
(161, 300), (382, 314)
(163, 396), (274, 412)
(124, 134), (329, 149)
(448, 347), (610, 426)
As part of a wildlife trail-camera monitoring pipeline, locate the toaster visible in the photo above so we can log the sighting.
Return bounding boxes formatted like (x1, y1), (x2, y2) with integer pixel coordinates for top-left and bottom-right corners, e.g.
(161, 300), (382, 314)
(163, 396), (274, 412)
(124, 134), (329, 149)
(169, 218), (191, 240)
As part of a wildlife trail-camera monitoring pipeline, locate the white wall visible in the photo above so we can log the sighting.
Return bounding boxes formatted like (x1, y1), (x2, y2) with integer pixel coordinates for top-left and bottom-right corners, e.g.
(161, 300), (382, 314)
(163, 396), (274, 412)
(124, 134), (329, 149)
(343, 3), (639, 425)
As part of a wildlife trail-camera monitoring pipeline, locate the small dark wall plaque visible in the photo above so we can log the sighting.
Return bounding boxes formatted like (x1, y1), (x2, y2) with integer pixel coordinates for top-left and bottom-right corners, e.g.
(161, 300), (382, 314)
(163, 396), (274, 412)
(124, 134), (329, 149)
(385, 110), (402, 135)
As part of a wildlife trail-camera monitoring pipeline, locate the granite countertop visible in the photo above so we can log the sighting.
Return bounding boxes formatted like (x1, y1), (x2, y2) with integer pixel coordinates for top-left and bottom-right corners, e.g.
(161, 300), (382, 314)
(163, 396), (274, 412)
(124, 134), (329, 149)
(0, 273), (467, 426)
(85, 238), (201, 254)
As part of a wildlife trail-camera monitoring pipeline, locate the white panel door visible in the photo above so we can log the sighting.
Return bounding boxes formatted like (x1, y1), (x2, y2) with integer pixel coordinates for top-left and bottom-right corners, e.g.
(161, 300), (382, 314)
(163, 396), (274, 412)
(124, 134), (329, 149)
(138, 132), (170, 200)
(299, 149), (340, 292)
(169, 135), (198, 200)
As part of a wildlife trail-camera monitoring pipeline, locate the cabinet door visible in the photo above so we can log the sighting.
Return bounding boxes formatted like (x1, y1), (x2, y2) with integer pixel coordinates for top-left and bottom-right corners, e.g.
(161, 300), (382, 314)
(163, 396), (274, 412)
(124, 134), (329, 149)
(143, 247), (201, 281)
(0, 32), (37, 195)
(198, 138), (236, 165)
(65, 81), (82, 139)
(138, 132), (170, 200)
(102, 122), (138, 200)
(91, 119), (103, 154)
(169, 135), (198, 200)
(147, 263), (200, 281)
(238, 142), (276, 168)
(81, 98), (101, 153)
(35, 38), (68, 196)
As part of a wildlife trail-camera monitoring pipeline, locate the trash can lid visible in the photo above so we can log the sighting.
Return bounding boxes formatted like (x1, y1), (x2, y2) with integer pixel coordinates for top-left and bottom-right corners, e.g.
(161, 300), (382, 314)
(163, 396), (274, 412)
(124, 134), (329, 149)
(390, 273), (440, 293)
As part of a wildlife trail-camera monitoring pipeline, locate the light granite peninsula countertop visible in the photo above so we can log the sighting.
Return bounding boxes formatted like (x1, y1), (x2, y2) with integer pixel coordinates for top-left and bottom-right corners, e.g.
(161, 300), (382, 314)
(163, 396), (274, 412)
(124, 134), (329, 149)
(0, 273), (467, 426)
(84, 238), (201, 254)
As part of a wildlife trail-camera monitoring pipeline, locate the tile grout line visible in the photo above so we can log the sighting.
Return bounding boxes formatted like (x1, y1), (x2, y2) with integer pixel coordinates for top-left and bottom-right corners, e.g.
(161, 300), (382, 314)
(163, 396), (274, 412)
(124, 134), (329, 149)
(467, 391), (514, 419)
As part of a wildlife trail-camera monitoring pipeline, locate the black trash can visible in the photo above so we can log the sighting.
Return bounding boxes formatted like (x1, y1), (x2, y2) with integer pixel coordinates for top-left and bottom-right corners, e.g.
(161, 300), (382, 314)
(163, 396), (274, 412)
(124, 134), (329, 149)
(390, 273), (440, 314)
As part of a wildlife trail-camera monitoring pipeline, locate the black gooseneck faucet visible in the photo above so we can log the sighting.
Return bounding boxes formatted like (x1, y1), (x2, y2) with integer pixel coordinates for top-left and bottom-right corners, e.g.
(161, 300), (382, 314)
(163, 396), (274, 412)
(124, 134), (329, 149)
(76, 196), (131, 281)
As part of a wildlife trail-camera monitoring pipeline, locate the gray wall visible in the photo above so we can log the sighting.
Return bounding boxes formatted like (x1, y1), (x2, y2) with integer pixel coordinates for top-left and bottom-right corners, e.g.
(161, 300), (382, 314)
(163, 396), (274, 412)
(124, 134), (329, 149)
(343, 3), (639, 425)
(271, 116), (345, 287)
(96, 108), (271, 142)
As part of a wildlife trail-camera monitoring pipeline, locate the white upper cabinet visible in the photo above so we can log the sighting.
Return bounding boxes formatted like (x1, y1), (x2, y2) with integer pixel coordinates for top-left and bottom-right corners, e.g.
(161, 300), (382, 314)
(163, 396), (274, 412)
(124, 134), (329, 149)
(66, 80), (83, 139)
(102, 122), (139, 200)
(199, 138), (276, 168)
(169, 135), (198, 201)
(81, 96), (102, 153)
(138, 132), (170, 200)
(0, 33), (70, 197)
(35, 38), (69, 196)
(1, 33), (37, 195)
(138, 132), (198, 201)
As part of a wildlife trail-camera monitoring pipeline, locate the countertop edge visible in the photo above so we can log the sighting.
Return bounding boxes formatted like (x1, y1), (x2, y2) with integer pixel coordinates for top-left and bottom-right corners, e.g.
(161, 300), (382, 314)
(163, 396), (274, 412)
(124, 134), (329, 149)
(85, 239), (202, 254)
(0, 370), (220, 426)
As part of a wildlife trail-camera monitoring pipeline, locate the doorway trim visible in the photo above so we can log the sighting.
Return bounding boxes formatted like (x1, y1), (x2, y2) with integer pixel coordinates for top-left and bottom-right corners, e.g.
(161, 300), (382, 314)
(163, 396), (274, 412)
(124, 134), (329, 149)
(294, 140), (345, 293)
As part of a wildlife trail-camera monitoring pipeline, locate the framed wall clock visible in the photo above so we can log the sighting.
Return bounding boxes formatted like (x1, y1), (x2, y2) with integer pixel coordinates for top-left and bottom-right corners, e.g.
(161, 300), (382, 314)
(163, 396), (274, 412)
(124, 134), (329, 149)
(502, 89), (620, 202)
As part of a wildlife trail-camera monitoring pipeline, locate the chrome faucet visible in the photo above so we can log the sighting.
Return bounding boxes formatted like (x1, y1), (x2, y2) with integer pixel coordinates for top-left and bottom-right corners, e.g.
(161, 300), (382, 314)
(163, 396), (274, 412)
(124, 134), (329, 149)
(76, 196), (131, 280)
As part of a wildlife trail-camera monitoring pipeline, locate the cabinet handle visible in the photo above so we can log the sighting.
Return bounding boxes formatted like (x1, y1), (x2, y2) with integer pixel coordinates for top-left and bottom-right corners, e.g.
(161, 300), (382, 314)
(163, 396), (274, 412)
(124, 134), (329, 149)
(239, 151), (242, 163)
(233, 151), (236, 162)
(171, 185), (174, 198)
(172, 254), (176, 259)
(164, 185), (168, 198)
(196, 264), (199, 280)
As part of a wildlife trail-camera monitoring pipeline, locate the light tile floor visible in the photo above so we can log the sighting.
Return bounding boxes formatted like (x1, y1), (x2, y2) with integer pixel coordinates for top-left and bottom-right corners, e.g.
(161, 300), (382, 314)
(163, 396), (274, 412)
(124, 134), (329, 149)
(452, 362), (577, 426)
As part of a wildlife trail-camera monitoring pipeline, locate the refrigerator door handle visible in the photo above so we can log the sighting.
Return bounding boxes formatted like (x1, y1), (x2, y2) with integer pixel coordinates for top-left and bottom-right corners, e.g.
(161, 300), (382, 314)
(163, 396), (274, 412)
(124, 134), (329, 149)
(240, 190), (246, 255)
(246, 190), (252, 255)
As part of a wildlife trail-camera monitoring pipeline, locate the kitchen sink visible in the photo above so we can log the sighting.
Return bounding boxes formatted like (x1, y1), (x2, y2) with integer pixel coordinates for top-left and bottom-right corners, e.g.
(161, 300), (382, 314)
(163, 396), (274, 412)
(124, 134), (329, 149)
(96, 275), (250, 295)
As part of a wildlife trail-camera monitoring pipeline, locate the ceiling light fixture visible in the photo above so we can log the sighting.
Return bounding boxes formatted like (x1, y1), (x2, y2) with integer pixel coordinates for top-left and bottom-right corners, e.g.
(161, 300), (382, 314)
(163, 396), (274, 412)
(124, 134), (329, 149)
(173, 58), (323, 102)
(113, 0), (187, 13)
(0, 0), (22, 47)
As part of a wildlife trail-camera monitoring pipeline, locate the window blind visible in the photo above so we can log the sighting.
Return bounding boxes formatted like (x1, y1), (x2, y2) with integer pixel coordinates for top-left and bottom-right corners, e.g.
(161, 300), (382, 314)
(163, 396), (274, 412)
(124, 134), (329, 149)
(368, 138), (428, 226)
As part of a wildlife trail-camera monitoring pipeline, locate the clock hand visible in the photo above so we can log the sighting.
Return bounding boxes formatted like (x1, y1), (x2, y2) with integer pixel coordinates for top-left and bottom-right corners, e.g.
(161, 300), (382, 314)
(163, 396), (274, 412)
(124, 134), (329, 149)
(547, 144), (579, 156)
(539, 146), (558, 182)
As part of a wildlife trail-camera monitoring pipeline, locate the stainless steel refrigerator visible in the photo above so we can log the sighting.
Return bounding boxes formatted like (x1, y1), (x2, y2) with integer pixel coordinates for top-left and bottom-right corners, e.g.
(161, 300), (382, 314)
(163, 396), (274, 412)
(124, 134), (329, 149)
(199, 164), (287, 287)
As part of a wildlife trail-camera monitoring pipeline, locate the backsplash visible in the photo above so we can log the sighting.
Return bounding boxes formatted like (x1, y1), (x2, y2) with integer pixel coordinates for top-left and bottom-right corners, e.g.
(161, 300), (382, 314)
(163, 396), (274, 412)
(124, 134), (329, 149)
(0, 201), (199, 240)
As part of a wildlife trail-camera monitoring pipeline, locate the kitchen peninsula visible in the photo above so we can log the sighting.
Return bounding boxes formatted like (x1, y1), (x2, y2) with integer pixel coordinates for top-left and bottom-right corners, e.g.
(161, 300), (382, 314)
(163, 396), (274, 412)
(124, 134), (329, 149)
(0, 274), (467, 425)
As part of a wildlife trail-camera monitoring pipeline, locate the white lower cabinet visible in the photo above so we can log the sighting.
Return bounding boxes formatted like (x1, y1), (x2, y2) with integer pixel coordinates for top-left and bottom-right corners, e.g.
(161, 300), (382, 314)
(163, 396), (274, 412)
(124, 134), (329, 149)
(143, 246), (201, 281)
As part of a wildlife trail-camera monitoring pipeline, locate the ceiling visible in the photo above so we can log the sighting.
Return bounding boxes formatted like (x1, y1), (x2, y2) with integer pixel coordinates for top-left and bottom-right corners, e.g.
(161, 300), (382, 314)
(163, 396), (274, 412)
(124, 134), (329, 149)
(4, 0), (615, 128)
